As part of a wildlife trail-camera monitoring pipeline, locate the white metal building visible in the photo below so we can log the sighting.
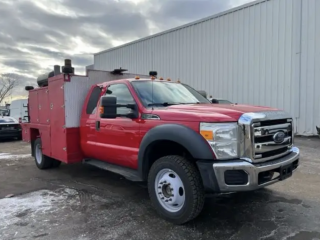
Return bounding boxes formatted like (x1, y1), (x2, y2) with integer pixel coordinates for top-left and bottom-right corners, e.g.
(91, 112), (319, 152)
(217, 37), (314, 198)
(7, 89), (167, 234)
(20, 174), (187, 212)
(94, 0), (320, 136)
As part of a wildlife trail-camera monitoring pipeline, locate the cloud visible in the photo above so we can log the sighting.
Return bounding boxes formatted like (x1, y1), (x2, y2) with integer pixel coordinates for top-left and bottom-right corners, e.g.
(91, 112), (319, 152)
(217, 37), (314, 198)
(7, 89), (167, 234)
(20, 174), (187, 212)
(145, 0), (233, 30)
(0, 0), (253, 101)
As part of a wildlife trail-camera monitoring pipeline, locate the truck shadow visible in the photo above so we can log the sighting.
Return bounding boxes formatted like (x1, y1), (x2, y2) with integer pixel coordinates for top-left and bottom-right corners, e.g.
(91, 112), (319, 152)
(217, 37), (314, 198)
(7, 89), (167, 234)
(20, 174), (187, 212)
(29, 163), (315, 239)
(61, 163), (302, 217)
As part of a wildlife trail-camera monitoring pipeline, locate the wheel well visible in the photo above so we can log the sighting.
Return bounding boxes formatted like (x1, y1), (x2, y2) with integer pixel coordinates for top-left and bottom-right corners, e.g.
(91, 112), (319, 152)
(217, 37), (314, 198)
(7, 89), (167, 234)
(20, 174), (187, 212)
(142, 140), (195, 180)
(30, 128), (40, 156)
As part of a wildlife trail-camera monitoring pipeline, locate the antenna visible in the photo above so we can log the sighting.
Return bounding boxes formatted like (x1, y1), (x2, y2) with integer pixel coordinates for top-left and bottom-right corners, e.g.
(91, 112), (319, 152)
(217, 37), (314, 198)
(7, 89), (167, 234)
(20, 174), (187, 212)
(149, 70), (158, 110)
(152, 79), (154, 111)
(151, 51), (154, 110)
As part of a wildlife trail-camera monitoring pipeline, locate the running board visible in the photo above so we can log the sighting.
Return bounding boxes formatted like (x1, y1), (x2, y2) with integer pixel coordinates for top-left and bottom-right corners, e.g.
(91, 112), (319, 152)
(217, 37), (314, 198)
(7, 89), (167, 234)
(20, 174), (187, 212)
(83, 159), (143, 182)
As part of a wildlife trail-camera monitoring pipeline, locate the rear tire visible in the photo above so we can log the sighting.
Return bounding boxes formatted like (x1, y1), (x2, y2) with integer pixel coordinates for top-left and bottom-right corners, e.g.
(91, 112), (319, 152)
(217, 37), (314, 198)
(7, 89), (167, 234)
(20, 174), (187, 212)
(33, 138), (61, 169)
(148, 155), (205, 225)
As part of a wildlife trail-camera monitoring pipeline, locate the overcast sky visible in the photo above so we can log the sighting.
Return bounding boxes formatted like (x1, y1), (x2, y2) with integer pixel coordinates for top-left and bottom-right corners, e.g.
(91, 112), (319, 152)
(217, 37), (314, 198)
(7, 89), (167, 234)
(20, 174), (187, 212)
(0, 0), (253, 101)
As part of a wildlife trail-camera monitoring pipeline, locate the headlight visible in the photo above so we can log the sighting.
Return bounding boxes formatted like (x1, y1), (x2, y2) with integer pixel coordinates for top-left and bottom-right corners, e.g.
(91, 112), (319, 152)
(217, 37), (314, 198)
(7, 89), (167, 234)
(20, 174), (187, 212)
(200, 122), (239, 160)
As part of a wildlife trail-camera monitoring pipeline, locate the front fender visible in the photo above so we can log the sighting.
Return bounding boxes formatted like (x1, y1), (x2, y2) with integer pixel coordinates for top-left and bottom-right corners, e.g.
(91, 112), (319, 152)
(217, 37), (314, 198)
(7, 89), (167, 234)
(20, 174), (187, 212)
(138, 124), (214, 180)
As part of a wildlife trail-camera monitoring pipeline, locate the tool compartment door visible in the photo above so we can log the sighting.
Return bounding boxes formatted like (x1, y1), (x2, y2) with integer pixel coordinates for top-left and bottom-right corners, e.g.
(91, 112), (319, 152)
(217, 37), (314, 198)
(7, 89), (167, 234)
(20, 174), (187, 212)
(48, 77), (67, 162)
(38, 87), (50, 124)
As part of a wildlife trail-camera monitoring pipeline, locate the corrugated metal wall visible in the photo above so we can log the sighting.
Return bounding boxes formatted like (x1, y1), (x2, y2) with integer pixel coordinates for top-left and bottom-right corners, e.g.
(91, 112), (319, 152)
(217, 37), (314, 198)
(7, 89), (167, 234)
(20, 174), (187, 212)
(297, 0), (320, 135)
(94, 0), (319, 136)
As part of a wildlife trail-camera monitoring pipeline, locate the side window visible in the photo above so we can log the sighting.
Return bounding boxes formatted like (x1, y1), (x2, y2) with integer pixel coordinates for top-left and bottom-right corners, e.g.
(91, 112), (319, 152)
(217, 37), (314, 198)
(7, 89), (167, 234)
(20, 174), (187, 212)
(86, 86), (101, 114)
(105, 84), (135, 115)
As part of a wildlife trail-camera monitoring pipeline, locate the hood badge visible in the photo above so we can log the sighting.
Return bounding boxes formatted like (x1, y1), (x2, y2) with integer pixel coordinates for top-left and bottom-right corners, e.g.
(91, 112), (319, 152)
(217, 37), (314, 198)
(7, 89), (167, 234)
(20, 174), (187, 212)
(273, 131), (286, 144)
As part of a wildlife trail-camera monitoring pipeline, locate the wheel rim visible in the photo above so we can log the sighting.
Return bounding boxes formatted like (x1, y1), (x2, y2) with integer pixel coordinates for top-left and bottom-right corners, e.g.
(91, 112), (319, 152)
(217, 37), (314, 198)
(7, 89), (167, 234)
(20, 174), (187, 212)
(35, 143), (42, 164)
(154, 168), (185, 213)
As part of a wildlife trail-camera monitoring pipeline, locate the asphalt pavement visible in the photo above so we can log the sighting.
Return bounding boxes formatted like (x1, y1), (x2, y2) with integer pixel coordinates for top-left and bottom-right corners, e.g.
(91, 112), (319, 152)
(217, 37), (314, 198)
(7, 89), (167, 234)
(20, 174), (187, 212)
(0, 137), (320, 240)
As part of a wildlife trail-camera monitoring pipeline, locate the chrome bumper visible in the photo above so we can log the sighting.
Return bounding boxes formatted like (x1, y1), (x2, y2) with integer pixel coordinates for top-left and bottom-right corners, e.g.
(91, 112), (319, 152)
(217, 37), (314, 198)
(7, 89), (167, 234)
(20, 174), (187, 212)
(213, 147), (300, 192)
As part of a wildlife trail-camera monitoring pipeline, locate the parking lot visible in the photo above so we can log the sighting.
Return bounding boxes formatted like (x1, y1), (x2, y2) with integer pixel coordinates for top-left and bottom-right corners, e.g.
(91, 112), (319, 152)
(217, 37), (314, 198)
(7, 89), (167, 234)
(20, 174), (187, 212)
(0, 138), (320, 240)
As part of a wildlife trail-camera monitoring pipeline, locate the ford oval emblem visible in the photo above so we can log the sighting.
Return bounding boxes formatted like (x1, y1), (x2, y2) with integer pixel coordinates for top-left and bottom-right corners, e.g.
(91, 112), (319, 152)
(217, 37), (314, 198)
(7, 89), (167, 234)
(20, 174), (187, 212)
(273, 131), (286, 144)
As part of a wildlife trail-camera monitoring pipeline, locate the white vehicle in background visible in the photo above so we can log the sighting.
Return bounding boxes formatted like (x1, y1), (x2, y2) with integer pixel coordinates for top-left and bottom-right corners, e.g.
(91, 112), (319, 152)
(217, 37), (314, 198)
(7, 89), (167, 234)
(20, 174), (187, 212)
(9, 99), (28, 123)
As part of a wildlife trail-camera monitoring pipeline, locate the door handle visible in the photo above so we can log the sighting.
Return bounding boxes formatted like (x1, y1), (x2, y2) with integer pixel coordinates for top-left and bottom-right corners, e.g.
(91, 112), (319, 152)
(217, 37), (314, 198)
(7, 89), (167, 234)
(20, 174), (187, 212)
(95, 121), (100, 131)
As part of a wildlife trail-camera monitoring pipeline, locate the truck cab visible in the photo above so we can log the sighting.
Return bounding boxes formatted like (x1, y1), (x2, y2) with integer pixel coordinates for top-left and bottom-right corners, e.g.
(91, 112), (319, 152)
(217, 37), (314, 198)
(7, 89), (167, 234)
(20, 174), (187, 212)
(22, 60), (300, 225)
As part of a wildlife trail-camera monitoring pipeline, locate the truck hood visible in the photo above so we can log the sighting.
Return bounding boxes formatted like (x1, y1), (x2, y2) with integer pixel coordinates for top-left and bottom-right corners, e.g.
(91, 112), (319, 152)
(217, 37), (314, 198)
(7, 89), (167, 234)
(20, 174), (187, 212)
(152, 104), (278, 122)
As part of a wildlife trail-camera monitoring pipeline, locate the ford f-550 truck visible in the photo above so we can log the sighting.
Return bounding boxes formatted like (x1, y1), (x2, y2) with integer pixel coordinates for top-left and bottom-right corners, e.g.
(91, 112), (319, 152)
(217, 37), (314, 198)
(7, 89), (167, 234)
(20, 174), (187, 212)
(22, 59), (300, 224)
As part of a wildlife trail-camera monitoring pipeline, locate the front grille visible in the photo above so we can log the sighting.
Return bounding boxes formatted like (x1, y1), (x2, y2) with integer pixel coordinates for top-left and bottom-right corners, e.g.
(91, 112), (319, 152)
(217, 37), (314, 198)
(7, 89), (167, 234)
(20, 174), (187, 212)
(252, 119), (293, 162)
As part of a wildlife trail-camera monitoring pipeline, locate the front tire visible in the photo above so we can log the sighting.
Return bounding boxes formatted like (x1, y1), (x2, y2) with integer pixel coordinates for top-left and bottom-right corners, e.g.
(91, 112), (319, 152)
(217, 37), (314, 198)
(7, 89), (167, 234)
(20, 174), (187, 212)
(148, 155), (205, 225)
(33, 138), (61, 169)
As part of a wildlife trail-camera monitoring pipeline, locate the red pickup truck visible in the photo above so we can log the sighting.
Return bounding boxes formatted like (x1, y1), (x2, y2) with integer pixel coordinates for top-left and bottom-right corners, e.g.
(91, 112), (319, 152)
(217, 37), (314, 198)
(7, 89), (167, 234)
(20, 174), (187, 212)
(22, 60), (300, 224)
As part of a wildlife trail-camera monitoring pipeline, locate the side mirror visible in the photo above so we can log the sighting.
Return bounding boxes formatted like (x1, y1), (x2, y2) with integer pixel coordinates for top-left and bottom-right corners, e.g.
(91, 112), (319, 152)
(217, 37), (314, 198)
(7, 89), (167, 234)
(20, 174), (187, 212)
(99, 95), (137, 119)
(211, 99), (219, 104)
(197, 90), (207, 98)
(100, 95), (117, 119)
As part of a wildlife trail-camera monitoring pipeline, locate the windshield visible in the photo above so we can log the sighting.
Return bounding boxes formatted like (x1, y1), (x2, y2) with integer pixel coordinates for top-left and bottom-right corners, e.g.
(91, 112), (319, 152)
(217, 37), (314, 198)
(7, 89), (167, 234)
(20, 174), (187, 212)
(0, 117), (15, 123)
(131, 81), (211, 107)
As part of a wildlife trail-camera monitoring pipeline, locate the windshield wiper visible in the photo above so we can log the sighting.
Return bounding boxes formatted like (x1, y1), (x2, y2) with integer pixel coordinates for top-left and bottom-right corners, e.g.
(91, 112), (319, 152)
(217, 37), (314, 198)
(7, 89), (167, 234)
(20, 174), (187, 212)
(147, 102), (179, 107)
(178, 102), (200, 104)
(148, 102), (200, 107)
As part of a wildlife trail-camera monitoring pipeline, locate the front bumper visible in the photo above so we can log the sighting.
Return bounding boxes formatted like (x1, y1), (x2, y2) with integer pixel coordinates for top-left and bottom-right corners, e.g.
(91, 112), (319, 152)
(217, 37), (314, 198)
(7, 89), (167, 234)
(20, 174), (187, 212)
(197, 147), (300, 193)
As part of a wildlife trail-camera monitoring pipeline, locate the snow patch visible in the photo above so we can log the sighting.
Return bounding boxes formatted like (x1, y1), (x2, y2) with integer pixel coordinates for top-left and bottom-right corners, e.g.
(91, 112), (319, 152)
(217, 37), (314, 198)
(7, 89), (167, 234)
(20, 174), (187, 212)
(0, 188), (79, 230)
(0, 153), (31, 160)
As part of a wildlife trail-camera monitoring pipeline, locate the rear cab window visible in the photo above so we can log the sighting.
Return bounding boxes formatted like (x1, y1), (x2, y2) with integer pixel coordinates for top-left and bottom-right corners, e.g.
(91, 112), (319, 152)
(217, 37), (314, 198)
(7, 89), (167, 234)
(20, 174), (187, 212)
(86, 86), (102, 115)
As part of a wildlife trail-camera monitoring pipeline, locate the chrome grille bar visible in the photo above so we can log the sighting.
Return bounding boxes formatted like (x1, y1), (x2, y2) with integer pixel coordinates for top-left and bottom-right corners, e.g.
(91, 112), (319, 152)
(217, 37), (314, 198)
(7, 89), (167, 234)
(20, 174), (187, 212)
(254, 123), (291, 137)
(238, 111), (294, 164)
(253, 120), (293, 162)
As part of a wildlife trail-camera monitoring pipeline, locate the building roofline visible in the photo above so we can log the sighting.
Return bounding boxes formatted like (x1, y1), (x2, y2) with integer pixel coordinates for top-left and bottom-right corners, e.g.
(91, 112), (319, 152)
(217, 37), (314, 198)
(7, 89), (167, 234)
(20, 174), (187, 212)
(94, 0), (266, 56)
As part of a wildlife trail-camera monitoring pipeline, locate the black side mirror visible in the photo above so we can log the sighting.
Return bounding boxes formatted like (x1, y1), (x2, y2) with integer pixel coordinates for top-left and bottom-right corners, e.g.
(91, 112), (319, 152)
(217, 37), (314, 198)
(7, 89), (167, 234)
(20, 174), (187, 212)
(100, 95), (137, 119)
(100, 95), (117, 119)
(211, 99), (219, 104)
(197, 90), (207, 98)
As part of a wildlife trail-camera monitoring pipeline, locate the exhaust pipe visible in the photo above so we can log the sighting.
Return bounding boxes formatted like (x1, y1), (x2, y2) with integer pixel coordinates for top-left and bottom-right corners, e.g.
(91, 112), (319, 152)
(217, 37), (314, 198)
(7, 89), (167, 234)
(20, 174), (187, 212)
(54, 65), (61, 76)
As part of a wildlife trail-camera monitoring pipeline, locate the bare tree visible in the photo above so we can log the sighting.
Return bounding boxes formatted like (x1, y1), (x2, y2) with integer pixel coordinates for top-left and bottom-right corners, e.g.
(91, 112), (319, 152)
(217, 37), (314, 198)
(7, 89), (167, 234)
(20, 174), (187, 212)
(0, 73), (19, 104)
